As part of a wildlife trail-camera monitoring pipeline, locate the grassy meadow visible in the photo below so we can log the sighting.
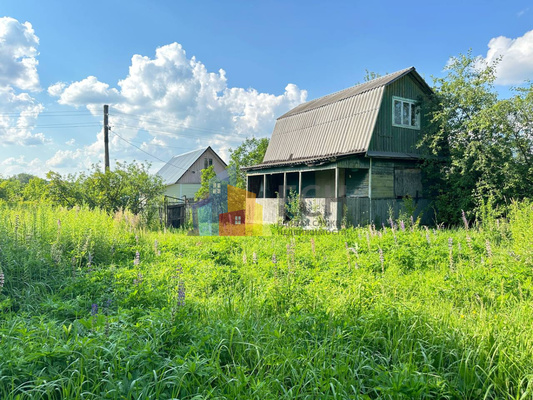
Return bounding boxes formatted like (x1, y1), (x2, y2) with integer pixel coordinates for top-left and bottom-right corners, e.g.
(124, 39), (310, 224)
(0, 202), (533, 399)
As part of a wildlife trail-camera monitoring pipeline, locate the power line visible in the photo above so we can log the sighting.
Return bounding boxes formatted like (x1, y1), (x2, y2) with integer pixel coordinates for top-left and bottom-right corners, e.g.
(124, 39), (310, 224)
(111, 130), (193, 173)
(110, 110), (228, 135)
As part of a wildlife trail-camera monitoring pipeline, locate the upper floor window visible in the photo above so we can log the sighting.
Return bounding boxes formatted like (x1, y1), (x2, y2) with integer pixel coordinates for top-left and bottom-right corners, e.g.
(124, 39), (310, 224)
(393, 97), (420, 129)
(204, 158), (213, 169)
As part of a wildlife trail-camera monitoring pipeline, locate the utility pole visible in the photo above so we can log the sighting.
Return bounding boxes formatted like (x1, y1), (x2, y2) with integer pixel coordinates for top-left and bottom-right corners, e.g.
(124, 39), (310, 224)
(103, 104), (110, 171)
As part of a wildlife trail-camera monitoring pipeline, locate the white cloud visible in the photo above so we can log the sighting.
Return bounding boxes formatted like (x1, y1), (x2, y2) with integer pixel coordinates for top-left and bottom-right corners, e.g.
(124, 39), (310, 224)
(0, 17), (40, 91)
(0, 17), (48, 147)
(481, 30), (533, 85)
(48, 42), (307, 165)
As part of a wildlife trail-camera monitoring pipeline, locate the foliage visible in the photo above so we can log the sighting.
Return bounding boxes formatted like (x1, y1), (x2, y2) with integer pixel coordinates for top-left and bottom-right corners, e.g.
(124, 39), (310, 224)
(421, 52), (533, 224)
(1, 201), (533, 398)
(284, 189), (304, 227)
(195, 165), (216, 201)
(45, 161), (164, 224)
(227, 137), (269, 189)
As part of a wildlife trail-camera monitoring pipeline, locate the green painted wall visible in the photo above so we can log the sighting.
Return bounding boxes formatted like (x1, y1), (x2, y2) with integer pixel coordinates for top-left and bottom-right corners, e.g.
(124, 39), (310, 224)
(369, 74), (429, 154)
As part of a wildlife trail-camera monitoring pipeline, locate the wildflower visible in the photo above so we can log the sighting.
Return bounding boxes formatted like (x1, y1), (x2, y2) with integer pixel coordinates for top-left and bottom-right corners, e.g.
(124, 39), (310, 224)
(399, 220), (405, 231)
(379, 248), (385, 273)
(242, 252), (247, 264)
(57, 219), (61, 230)
(252, 252), (257, 264)
(134, 251), (140, 266)
(461, 210), (469, 230)
(388, 218), (394, 230)
(466, 235), (473, 251)
(173, 265), (186, 308)
(485, 240), (493, 258)
(154, 240), (160, 256)
(366, 231), (371, 251)
(0, 271), (4, 289)
(91, 303), (98, 316)
(381, 222), (386, 230)
(377, 230), (382, 239)
(425, 226), (430, 244)
(135, 235), (139, 245)
(87, 252), (93, 271)
(133, 272), (143, 285)
(410, 215), (414, 227)
(460, 314), (465, 319)
(272, 254), (277, 264)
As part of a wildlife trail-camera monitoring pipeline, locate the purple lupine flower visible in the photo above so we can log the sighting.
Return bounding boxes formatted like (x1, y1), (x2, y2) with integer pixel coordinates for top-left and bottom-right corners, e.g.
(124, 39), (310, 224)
(133, 272), (143, 285)
(382, 222), (386, 229)
(400, 220), (405, 231)
(272, 254), (277, 264)
(252, 252), (257, 264)
(486, 240), (493, 259)
(461, 210), (469, 230)
(87, 253), (93, 271)
(177, 280), (186, 307)
(91, 303), (98, 316)
(0, 271), (4, 289)
(410, 215), (414, 227)
(134, 251), (140, 266)
(388, 218), (394, 230)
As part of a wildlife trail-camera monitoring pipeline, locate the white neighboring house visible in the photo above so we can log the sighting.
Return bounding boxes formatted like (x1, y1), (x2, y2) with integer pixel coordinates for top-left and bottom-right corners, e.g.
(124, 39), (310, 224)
(157, 147), (227, 201)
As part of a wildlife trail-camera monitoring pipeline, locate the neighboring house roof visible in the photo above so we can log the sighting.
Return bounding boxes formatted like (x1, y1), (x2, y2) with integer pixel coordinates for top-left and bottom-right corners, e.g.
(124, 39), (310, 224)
(157, 147), (226, 185)
(248, 67), (431, 170)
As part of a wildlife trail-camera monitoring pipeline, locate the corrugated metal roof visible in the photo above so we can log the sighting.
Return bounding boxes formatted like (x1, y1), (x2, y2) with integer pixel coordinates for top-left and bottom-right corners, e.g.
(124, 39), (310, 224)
(253, 67), (428, 169)
(156, 148), (207, 185)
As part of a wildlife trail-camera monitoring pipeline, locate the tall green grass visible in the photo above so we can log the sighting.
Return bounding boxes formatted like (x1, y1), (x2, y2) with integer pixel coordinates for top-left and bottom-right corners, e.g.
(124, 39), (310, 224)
(0, 201), (532, 399)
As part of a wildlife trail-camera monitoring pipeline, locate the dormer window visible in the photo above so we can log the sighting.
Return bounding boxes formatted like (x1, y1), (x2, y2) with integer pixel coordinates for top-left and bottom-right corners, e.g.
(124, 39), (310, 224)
(393, 97), (420, 129)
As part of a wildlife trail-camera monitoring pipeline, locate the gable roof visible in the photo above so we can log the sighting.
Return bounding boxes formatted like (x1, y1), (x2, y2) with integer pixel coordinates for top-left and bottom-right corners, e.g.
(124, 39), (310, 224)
(157, 147), (226, 185)
(249, 67), (431, 170)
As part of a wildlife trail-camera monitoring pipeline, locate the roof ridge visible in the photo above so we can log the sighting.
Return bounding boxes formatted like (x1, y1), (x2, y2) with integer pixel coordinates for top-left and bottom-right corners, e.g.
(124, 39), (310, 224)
(277, 67), (415, 120)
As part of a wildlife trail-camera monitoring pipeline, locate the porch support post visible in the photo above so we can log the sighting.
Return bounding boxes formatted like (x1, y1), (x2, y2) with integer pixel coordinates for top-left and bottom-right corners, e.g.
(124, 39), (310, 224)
(369, 158), (373, 222)
(283, 172), (287, 198)
(263, 174), (266, 199)
(246, 175), (249, 198)
(298, 171), (302, 197)
(335, 167), (339, 198)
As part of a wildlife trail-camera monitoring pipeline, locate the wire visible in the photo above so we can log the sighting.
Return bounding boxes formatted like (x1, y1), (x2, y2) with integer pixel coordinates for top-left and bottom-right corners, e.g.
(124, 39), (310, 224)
(110, 110), (229, 135)
(111, 131), (195, 173)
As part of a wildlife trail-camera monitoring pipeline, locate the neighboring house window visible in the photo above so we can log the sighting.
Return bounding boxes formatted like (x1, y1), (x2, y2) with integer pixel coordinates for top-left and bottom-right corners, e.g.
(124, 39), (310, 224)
(212, 182), (221, 194)
(204, 158), (213, 169)
(392, 97), (420, 129)
(235, 215), (241, 225)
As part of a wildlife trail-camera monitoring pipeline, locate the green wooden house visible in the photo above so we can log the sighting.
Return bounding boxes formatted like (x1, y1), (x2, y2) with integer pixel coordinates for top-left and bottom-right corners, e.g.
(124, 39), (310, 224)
(244, 67), (433, 228)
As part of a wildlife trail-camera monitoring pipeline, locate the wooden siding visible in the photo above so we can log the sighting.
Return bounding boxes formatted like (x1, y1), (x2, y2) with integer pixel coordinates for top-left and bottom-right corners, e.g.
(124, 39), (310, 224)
(371, 160), (394, 198)
(369, 74), (428, 154)
(346, 169), (369, 197)
(177, 147), (226, 184)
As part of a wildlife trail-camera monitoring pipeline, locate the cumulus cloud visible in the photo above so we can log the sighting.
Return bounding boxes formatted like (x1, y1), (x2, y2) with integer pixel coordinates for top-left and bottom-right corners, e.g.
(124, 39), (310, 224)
(481, 30), (533, 85)
(48, 42), (307, 163)
(0, 17), (48, 146)
(0, 17), (40, 91)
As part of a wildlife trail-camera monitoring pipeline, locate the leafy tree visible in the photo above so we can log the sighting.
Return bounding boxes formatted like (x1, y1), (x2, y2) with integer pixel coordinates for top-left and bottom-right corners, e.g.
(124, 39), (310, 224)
(420, 52), (533, 223)
(195, 165), (216, 201)
(227, 137), (269, 189)
(45, 162), (164, 223)
(23, 177), (50, 201)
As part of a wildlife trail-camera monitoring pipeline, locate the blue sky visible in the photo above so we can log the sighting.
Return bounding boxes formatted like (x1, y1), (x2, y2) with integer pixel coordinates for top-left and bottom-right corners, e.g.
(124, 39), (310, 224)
(1, 0), (532, 177)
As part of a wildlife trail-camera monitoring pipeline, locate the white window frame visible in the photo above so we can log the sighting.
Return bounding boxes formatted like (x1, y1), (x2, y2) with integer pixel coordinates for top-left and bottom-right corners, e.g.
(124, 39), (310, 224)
(392, 96), (420, 130)
(235, 215), (241, 225)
